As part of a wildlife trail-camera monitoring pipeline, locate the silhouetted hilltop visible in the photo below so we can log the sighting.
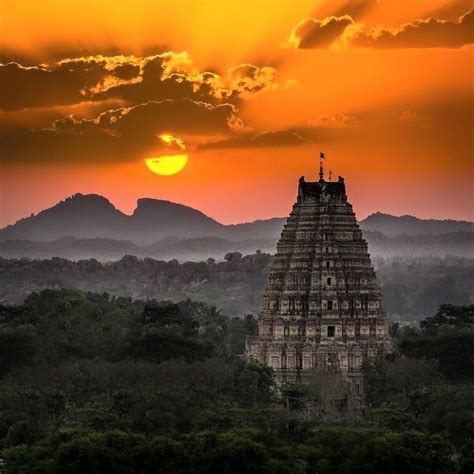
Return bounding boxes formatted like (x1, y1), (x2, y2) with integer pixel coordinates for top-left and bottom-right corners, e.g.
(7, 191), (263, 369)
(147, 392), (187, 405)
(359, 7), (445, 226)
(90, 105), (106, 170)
(0, 194), (472, 245)
(360, 212), (474, 237)
(0, 194), (226, 244)
(224, 217), (286, 240)
(130, 198), (224, 241)
(0, 194), (128, 241)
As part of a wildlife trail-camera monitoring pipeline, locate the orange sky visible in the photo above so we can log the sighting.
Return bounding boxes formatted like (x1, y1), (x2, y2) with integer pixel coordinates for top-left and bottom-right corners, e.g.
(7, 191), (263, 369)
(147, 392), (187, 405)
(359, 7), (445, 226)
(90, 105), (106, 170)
(1, 0), (473, 226)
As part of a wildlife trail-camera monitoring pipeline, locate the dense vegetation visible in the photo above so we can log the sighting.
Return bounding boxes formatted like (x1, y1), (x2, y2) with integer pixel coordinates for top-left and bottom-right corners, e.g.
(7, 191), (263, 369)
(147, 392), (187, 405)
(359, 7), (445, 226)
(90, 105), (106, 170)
(375, 256), (473, 320)
(0, 290), (472, 473)
(1, 254), (472, 320)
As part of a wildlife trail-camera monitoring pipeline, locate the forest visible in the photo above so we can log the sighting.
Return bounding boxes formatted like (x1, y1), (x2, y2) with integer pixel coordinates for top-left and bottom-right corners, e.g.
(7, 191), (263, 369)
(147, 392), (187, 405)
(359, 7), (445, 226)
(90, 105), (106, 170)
(1, 254), (472, 321)
(0, 290), (472, 473)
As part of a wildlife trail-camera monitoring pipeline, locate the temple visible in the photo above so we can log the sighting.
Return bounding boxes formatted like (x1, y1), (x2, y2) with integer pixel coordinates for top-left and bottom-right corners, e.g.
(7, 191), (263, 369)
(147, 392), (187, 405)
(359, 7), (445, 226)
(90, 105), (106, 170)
(246, 159), (392, 406)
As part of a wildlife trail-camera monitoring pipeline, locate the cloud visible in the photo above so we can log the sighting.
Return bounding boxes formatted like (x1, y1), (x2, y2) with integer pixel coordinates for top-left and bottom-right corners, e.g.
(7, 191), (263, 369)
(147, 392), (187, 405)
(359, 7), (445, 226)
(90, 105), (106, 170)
(197, 112), (363, 150)
(0, 52), (280, 111)
(352, 8), (473, 48)
(93, 99), (241, 136)
(0, 56), (142, 111)
(287, 16), (355, 48)
(399, 110), (431, 128)
(308, 114), (359, 128)
(0, 99), (241, 163)
(198, 130), (312, 150)
(290, 9), (474, 50)
(94, 57), (278, 104)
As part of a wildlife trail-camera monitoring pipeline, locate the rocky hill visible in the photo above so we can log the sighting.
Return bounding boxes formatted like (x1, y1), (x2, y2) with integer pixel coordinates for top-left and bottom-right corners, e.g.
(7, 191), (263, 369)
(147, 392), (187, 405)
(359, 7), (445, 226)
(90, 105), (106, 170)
(360, 212), (473, 237)
(0, 194), (471, 255)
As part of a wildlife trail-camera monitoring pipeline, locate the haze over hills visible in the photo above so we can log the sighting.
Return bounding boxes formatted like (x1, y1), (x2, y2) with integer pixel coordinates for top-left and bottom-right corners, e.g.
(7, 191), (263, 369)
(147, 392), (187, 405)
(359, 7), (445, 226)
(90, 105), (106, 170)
(0, 193), (472, 260)
(1, 232), (473, 261)
(361, 212), (474, 237)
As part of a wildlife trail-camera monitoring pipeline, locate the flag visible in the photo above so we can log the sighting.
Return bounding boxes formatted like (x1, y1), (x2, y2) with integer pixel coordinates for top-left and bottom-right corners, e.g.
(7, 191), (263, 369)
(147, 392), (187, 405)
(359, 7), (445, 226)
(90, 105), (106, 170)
(320, 152), (326, 159)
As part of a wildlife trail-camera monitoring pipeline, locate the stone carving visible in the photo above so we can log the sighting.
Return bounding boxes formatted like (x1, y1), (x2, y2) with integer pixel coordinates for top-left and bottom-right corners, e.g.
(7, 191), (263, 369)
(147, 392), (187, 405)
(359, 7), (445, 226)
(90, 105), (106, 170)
(246, 170), (392, 405)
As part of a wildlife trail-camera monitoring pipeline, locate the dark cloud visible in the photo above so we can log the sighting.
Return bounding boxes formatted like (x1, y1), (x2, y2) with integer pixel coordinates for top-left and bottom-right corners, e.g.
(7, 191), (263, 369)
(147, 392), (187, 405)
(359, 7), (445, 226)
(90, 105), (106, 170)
(198, 130), (312, 150)
(98, 99), (240, 136)
(289, 9), (473, 50)
(353, 8), (473, 48)
(0, 57), (143, 111)
(92, 65), (200, 104)
(0, 99), (241, 163)
(288, 16), (354, 48)
(0, 53), (280, 111)
(94, 59), (277, 104)
(0, 62), (94, 111)
(110, 63), (141, 80)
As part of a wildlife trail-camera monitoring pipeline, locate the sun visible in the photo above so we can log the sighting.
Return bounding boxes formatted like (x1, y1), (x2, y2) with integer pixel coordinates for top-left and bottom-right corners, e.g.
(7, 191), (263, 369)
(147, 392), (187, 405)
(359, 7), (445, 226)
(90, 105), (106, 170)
(144, 134), (187, 176)
(145, 154), (188, 176)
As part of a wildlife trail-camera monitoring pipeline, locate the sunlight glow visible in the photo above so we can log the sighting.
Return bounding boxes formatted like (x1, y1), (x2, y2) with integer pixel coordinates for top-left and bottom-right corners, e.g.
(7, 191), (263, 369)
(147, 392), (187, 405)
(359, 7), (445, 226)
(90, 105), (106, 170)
(145, 154), (188, 176)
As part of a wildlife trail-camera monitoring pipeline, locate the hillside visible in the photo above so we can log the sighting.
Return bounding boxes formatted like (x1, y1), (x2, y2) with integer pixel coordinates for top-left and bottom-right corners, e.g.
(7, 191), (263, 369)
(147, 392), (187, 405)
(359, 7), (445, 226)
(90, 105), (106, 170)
(360, 212), (474, 237)
(1, 253), (472, 319)
(0, 194), (472, 248)
(0, 194), (225, 244)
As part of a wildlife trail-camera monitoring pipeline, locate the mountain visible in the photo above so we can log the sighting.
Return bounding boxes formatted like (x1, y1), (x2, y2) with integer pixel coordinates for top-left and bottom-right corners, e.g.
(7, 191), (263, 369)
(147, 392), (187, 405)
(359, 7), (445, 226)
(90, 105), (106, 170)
(360, 212), (474, 237)
(224, 218), (286, 240)
(363, 230), (474, 258)
(0, 194), (224, 244)
(0, 194), (128, 242)
(0, 194), (472, 246)
(127, 198), (224, 242)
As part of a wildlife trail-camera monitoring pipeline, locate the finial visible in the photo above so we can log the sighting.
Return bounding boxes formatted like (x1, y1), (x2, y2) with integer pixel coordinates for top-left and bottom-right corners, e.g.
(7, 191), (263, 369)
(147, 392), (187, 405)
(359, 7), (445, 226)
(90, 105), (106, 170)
(319, 152), (326, 181)
(329, 170), (332, 182)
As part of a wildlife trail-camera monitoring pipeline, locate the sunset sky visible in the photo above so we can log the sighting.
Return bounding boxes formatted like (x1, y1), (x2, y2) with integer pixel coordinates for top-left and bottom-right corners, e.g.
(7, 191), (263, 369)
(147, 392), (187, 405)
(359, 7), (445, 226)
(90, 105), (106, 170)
(0, 0), (473, 226)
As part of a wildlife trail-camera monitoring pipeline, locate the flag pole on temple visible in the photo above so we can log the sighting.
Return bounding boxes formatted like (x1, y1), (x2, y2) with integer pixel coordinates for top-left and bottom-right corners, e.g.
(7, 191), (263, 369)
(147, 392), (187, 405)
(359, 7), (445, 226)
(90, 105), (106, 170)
(319, 152), (326, 181)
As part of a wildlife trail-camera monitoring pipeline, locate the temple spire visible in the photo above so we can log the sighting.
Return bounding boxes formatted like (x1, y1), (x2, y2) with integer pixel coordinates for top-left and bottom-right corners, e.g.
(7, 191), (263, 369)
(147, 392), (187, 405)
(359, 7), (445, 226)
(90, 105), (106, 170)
(245, 169), (392, 391)
(319, 152), (326, 181)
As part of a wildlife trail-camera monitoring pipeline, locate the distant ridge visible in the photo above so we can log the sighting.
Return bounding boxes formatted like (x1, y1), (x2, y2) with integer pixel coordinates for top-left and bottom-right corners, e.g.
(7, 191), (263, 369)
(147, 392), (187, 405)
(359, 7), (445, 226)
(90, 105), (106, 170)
(0, 193), (472, 244)
(0, 193), (288, 244)
(0, 194), (128, 241)
(360, 212), (474, 237)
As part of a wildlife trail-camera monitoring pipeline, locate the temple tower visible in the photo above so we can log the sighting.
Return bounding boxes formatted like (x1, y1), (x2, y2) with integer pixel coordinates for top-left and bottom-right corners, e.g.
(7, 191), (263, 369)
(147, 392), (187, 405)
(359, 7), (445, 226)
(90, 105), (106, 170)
(246, 161), (392, 406)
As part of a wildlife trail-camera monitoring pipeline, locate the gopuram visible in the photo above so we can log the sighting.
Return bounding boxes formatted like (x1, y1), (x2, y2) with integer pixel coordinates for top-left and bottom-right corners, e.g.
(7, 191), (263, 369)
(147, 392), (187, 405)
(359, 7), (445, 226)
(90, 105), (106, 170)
(246, 156), (392, 406)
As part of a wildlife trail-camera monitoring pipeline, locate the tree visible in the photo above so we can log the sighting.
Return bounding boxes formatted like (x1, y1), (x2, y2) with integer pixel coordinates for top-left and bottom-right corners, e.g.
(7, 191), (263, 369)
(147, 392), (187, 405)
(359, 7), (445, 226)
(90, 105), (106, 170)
(0, 324), (36, 376)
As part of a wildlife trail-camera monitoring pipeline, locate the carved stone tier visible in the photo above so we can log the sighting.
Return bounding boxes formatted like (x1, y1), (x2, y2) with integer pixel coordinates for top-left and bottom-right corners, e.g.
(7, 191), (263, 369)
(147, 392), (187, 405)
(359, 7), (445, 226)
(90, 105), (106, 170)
(246, 174), (392, 406)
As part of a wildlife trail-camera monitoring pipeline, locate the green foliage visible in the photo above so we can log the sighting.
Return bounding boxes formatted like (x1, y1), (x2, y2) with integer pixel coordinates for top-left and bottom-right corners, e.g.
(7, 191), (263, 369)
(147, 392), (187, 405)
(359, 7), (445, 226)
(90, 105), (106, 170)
(363, 357), (445, 405)
(302, 428), (458, 474)
(2, 255), (472, 320)
(0, 292), (472, 472)
(421, 304), (474, 330)
(361, 303), (474, 452)
(397, 305), (474, 381)
(0, 323), (36, 376)
(2, 427), (459, 474)
(375, 257), (472, 320)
